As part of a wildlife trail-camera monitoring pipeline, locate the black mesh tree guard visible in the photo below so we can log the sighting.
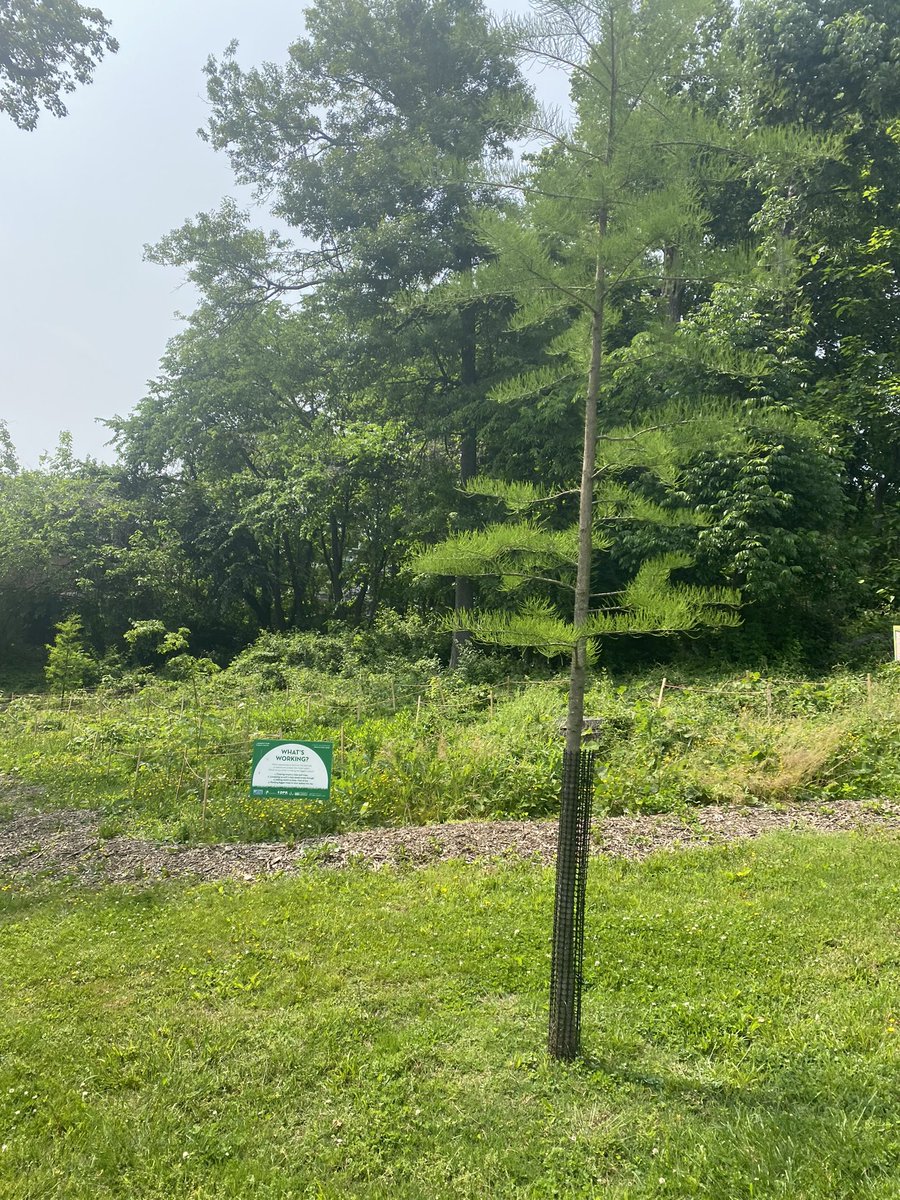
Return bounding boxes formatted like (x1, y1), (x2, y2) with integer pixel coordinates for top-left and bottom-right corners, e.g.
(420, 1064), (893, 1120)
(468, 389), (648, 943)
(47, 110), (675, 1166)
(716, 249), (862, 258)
(548, 749), (595, 1060)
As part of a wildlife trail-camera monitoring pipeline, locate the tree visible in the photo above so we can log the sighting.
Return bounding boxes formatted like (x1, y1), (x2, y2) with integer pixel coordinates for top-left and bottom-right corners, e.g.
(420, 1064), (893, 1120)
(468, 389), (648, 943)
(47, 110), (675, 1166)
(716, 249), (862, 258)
(0, 420), (17, 474)
(113, 297), (439, 633)
(0, 0), (118, 130)
(45, 614), (95, 701)
(603, 290), (857, 654)
(418, 0), (820, 1058)
(0, 436), (203, 663)
(152, 0), (532, 662)
(711, 0), (900, 592)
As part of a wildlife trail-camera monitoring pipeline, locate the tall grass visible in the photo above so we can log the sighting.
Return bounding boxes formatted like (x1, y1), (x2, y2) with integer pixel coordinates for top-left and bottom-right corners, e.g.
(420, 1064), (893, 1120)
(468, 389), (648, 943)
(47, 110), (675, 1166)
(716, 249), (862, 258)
(1, 658), (899, 842)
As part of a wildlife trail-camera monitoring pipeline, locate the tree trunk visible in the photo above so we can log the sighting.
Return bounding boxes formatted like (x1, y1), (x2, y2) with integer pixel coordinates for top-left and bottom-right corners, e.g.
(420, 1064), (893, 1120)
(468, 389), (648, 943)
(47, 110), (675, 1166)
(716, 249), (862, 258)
(548, 12), (618, 1057)
(450, 289), (478, 669)
(563, 289), (604, 755)
(662, 244), (682, 325)
(549, 245), (606, 1062)
(271, 538), (286, 631)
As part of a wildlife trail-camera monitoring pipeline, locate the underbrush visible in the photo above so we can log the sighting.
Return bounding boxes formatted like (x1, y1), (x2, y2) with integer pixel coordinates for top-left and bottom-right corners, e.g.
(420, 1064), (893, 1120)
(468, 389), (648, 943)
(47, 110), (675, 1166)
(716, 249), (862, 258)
(1, 645), (899, 842)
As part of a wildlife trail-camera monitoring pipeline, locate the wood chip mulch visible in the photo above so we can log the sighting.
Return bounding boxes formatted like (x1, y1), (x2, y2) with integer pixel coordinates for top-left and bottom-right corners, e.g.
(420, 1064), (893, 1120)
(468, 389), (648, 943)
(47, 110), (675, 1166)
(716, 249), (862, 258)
(1, 777), (899, 885)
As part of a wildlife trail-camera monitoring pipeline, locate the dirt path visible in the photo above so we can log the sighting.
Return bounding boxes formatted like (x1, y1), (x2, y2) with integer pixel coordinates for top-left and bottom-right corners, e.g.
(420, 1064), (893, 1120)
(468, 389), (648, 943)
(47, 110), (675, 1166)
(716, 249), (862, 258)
(1, 779), (899, 884)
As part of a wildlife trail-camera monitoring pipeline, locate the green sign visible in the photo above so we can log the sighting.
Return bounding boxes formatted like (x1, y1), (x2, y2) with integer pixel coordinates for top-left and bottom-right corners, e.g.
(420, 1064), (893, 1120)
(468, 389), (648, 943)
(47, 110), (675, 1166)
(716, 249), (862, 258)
(250, 739), (333, 800)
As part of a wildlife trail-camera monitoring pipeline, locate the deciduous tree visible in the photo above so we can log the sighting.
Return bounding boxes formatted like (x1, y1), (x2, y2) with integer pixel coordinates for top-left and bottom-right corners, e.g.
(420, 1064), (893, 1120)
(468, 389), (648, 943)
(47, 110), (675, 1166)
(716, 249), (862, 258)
(0, 0), (117, 129)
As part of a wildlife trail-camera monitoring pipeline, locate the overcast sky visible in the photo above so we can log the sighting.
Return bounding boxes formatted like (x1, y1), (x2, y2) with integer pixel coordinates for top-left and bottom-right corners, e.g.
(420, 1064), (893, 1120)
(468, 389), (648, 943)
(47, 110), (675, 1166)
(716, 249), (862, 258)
(0, 0), (566, 467)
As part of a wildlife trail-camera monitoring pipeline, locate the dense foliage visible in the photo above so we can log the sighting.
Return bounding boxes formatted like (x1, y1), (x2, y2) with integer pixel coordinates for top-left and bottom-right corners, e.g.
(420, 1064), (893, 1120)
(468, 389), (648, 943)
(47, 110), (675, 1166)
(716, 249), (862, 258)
(4, 0), (900, 672)
(0, 0), (117, 129)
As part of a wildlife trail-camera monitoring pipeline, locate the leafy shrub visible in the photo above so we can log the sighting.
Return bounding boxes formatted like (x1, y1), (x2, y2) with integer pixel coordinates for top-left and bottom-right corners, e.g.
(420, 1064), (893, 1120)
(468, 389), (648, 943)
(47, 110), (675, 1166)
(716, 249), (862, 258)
(350, 609), (448, 667)
(123, 620), (190, 668)
(231, 631), (357, 677)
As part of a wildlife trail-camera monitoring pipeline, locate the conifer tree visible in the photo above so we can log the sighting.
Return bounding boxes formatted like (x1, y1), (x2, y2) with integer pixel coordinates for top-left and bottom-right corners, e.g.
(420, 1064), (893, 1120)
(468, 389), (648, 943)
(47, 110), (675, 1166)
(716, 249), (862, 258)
(417, 0), (822, 1059)
(45, 616), (95, 704)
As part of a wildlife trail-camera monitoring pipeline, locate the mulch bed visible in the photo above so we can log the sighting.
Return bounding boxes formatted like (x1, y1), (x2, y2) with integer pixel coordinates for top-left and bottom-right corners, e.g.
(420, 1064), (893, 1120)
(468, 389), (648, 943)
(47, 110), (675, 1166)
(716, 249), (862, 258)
(1, 776), (899, 885)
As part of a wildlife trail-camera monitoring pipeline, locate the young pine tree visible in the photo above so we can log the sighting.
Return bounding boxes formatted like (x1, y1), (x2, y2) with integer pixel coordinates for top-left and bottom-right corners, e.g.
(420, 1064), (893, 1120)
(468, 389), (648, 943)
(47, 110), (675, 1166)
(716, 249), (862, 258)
(45, 616), (95, 703)
(417, 0), (823, 1059)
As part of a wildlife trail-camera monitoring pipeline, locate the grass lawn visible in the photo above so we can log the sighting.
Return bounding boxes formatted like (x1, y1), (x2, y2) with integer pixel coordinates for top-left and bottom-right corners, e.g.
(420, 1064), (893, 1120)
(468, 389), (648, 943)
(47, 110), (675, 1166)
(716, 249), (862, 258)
(1, 832), (899, 1198)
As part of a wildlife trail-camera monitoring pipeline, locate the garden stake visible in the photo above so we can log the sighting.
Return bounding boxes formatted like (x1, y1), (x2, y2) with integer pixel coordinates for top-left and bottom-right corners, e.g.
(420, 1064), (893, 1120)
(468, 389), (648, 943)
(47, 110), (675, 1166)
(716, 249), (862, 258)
(201, 768), (209, 829)
(766, 683), (773, 721)
(132, 750), (142, 801)
(656, 677), (667, 708)
(174, 757), (186, 806)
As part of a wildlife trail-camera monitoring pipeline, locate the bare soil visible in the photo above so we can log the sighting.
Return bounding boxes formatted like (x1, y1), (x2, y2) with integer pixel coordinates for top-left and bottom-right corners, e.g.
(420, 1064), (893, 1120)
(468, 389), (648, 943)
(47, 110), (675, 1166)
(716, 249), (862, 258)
(1, 776), (899, 884)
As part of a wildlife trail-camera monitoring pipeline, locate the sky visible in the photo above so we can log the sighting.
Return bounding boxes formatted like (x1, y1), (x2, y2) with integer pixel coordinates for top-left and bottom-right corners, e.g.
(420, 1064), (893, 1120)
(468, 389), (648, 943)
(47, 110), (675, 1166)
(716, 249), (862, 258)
(0, 0), (567, 468)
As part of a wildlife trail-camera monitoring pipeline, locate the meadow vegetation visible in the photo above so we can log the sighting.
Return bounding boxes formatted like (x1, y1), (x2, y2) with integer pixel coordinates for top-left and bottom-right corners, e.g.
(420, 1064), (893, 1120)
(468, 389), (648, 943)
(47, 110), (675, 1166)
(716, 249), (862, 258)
(2, 626), (899, 844)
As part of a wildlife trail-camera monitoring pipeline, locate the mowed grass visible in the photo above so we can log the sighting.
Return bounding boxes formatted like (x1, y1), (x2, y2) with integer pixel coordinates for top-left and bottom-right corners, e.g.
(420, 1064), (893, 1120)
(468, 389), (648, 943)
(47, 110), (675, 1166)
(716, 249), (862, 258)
(1, 833), (900, 1198)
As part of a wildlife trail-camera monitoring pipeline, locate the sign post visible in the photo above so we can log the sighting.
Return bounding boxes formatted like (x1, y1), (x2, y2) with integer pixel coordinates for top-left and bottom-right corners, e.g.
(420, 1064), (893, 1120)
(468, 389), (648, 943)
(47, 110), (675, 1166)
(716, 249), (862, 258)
(250, 739), (333, 800)
(894, 626), (900, 663)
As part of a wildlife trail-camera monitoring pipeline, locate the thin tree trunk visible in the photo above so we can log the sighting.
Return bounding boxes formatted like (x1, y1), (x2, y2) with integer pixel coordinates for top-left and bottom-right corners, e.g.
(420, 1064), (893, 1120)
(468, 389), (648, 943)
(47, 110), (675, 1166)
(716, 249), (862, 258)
(662, 244), (682, 325)
(271, 538), (286, 631)
(564, 277), (605, 755)
(549, 259), (606, 1064)
(450, 283), (478, 669)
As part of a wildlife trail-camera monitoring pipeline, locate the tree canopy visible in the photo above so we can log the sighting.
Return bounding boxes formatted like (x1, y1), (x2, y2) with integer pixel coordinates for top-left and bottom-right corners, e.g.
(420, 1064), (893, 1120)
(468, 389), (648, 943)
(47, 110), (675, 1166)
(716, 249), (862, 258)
(5, 0), (897, 677)
(0, 0), (117, 129)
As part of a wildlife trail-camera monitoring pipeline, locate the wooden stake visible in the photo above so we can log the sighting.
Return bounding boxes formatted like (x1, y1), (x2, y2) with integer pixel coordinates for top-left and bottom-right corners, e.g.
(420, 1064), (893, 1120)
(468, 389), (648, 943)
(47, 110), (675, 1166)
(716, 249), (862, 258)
(489, 690), (494, 719)
(339, 725), (345, 767)
(174, 757), (186, 805)
(656, 677), (667, 709)
(766, 682), (773, 722)
(306, 695), (311, 718)
(867, 673), (873, 704)
(201, 768), (209, 829)
(415, 695), (422, 725)
(390, 679), (396, 711)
